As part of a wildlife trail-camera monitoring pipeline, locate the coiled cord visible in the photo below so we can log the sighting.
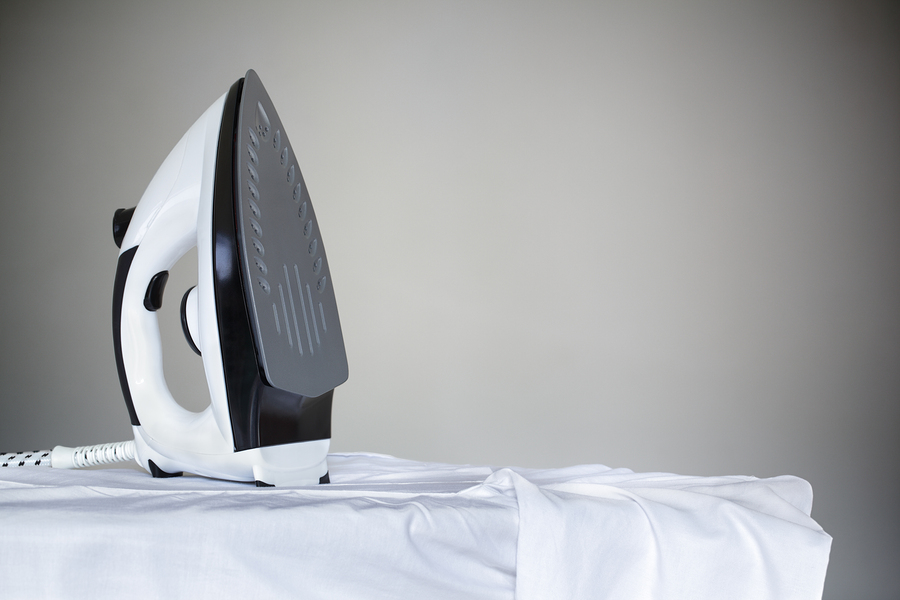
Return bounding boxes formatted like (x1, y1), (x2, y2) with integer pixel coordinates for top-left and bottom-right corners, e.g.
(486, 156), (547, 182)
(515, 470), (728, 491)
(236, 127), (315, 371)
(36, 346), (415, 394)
(0, 441), (135, 469)
(64, 441), (136, 468)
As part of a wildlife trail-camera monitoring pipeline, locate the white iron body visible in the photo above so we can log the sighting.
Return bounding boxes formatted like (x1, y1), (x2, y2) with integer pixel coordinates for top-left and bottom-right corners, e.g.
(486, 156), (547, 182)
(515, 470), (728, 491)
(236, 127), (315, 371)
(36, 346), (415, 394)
(114, 72), (345, 486)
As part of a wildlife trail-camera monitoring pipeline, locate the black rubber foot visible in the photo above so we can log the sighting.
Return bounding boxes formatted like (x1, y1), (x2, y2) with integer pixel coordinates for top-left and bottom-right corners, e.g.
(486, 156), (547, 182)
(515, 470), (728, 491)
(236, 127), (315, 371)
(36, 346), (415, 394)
(148, 459), (183, 478)
(256, 473), (329, 487)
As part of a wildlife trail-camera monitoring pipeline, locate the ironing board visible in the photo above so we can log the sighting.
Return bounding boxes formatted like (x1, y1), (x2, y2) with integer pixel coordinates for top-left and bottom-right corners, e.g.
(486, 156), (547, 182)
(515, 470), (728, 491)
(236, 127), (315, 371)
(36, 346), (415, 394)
(0, 452), (831, 599)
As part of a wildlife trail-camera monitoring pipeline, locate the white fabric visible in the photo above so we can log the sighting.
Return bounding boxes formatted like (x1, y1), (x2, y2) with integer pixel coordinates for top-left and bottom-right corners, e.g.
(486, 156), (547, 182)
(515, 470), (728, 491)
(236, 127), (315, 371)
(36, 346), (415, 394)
(0, 453), (830, 599)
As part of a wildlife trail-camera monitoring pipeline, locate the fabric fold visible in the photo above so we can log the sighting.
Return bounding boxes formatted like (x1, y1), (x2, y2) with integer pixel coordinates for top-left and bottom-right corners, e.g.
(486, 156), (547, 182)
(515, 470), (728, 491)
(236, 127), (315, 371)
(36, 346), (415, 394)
(0, 453), (830, 599)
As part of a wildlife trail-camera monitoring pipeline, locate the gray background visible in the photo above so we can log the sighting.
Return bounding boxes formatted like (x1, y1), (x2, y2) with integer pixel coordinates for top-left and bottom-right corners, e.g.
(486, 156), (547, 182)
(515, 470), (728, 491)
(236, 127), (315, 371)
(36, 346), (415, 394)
(1, 1), (897, 598)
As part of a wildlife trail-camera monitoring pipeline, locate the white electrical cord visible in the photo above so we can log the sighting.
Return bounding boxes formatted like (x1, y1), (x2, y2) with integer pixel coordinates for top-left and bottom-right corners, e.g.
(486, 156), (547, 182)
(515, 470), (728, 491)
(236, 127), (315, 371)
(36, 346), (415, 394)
(0, 449), (52, 468)
(0, 441), (135, 469)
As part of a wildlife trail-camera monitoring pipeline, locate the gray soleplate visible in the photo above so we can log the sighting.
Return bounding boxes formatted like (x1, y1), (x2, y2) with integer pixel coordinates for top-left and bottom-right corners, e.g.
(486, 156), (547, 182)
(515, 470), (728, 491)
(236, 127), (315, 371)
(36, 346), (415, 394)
(235, 70), (348, 398)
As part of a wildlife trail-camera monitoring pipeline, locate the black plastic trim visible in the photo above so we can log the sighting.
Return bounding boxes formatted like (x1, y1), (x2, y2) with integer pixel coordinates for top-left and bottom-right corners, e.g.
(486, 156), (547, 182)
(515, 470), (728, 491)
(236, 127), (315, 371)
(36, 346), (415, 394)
(212, 77), (258, 450)
(144, 271), (169, 311)
(258, 389), (332, 447)
(180, 286), (202, 356)
(112, 207), (135, 248)
(113, 246), (140, 426)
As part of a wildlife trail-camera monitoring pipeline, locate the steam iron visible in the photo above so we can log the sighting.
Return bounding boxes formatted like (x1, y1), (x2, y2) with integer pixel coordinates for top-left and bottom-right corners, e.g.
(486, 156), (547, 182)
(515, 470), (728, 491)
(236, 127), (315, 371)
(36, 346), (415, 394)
(111, 70), (348, 486)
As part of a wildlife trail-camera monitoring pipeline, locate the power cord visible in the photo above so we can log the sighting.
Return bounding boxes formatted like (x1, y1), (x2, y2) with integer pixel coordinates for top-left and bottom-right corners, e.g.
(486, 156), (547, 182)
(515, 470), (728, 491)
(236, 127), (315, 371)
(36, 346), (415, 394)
(1, 441), (135, 469)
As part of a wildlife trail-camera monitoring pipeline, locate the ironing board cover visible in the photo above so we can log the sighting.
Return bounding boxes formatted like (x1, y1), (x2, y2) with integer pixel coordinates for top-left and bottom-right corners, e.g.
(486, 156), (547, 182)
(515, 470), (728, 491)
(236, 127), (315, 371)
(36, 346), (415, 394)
(0, 452), (831, 599)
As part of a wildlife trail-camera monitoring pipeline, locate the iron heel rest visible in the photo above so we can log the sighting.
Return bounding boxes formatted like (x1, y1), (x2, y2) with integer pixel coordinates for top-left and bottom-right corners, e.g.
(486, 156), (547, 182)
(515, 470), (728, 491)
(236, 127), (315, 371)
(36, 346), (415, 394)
(112, 70), (348, 486)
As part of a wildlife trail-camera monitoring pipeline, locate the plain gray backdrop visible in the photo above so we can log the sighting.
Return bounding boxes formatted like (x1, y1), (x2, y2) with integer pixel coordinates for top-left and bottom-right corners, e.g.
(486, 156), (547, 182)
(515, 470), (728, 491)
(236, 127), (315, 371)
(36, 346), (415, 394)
(1, 1), (898, 598)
